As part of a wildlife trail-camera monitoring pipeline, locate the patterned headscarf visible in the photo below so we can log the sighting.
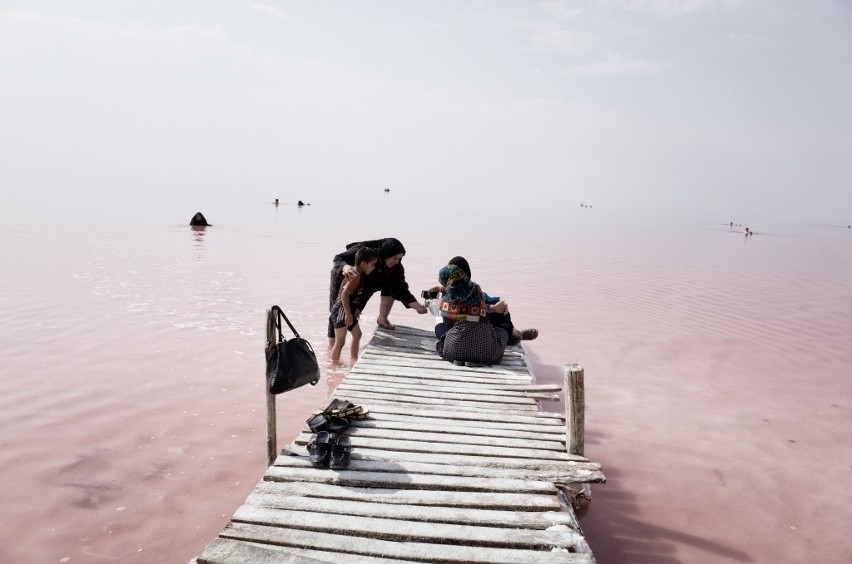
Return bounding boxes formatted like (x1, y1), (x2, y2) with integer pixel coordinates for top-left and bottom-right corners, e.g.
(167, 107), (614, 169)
(438, 264), (486, 321)
(448, 256), (471, 278)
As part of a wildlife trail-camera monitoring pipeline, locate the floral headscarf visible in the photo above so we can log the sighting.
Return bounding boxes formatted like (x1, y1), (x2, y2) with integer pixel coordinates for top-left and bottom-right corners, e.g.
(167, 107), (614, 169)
(438, 264), (486, 321)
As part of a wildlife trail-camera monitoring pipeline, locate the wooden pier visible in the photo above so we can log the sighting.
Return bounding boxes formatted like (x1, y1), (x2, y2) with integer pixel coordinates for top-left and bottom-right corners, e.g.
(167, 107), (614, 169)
(193, 325), (605, 563)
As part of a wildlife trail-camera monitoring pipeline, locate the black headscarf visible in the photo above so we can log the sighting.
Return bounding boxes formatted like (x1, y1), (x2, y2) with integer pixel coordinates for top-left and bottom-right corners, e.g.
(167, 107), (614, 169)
(378, 238), (406, 261)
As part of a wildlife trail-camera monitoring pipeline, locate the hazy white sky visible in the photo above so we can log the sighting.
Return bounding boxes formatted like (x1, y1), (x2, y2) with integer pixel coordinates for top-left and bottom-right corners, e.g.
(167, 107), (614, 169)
(2, 1), (851, 223)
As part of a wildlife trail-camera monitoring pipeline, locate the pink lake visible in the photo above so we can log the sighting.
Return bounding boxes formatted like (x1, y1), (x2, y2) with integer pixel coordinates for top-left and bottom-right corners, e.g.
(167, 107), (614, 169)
(1, 195), (850, 563)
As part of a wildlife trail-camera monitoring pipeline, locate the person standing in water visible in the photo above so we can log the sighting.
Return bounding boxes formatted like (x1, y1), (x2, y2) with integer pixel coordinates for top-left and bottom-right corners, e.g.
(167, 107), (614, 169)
(329, 247), (378, 363)
(327, 237), (426, 340)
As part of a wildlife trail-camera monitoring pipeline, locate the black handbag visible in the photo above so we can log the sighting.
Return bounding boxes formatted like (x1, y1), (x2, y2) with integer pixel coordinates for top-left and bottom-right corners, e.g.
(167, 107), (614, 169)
(265, 305), (321, 394)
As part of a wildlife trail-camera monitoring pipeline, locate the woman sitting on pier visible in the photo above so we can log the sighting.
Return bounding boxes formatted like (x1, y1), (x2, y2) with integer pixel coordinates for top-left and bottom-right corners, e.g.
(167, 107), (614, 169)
(434, 264), (511, 366)
(437, 256), (538, 346)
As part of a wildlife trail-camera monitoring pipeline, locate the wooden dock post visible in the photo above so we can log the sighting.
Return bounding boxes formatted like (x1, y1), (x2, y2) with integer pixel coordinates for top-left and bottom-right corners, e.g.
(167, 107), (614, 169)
(563, 363), (592, 518)
(264, 309), (277, 467)
(564, 363), (585, 456)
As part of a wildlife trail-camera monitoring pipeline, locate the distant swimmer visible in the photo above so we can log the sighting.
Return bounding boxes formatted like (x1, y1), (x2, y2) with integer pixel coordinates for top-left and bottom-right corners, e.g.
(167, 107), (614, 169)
(384, 187), (390, 192)
(190, 212), (210, 226)
(298, 200), (306, 207)
(274, 198), (279, 206)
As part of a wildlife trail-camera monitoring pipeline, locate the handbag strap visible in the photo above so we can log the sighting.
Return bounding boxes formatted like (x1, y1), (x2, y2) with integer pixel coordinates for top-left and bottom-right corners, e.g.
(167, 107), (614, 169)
(269, 305), (302, 342)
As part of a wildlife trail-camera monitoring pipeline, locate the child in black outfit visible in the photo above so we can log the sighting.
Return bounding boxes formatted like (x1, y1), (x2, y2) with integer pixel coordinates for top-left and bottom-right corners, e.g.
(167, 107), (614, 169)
(329, 247), (377, 363)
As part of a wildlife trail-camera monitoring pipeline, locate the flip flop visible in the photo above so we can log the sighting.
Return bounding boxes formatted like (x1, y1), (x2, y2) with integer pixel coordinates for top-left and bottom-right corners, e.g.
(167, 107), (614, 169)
(320, 398), (352, 414)
(329, 404), (368, 420)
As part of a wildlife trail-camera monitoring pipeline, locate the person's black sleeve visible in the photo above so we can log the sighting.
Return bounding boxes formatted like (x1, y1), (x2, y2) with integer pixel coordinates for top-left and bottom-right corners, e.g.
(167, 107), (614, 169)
(387, 263), (417, 307)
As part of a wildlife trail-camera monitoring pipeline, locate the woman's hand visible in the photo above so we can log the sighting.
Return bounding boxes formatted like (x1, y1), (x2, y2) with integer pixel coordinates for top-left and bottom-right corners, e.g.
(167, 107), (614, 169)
(490, 301), (509, 314)
(342, 265), (357, 279)
(344, 311), (353, 326)
(408, 301), (428, 314)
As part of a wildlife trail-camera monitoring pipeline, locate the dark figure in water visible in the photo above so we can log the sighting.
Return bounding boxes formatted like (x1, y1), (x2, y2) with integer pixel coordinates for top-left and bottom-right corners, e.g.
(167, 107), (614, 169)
(298, 200), (306, 206)
(274, 198), (279, 206)
(190, 212), (210, 226)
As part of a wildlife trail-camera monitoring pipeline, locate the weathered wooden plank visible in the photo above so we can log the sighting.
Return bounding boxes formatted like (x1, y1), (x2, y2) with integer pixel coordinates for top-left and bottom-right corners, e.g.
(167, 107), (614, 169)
(285, 444), (593, 470)
(336, 426), (567, 451)
(343, 400), (565, 421)
(347, 364), (538, 387)
(335, 382), (547, 405)
(272, 454), (605, 484)
(345, 369), (533, 387)
(331, 394), (557, 418)
(252, 480), (563, 510)
(263, 465), (558, 494)
(338, 377), (542, 399)
(232, 505), (583, 550)
(346, 416), (567, 439)
(196, 537), (421, 564)
(353, 409), (568, 432)
(244, 492), (580, 529)
(330, 391), (542, 412)
(345, 372), (562, 392)
(219, 522), (593, 564)
(354, 358), (531, 377)
(292, 433), (582, 462)
(349, 367), (533, 387)
(338, 377), (561, 401)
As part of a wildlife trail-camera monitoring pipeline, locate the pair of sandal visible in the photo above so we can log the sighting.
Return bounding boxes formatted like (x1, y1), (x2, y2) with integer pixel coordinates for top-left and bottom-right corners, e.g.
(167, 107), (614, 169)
(308, 399), (368, 430)
(307, 431), (351, 470)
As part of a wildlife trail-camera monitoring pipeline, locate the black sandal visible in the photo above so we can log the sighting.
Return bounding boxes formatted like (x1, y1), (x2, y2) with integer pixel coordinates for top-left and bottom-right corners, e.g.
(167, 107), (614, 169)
(329, 436), (351, 470)
(306, 413), (350, 434)
(308, 431), (332, 467)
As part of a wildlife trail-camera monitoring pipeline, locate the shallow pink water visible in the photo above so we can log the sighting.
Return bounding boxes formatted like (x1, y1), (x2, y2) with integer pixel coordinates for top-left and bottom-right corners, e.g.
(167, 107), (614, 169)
(1, 199), (850, 563)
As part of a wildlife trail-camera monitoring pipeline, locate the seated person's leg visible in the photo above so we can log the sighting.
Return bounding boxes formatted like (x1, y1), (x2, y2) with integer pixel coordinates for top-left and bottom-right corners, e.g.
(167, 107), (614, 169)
(435, 319), (454, 339)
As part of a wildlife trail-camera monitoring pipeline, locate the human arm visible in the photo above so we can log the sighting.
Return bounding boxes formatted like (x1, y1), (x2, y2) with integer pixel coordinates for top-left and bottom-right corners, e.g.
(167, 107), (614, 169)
(408, 300), (427, 314)
(332, 245), (359, 271)
(487, 300), (509, 314)
(381, 262), (420, 308)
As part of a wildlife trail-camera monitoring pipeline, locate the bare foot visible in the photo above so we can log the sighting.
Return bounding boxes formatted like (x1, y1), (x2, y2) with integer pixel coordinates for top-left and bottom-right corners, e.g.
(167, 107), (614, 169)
(376, 319), (396, 330)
